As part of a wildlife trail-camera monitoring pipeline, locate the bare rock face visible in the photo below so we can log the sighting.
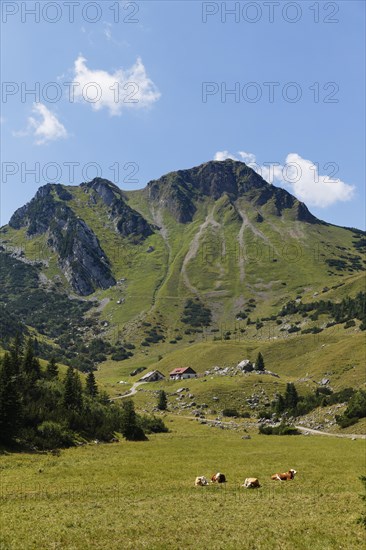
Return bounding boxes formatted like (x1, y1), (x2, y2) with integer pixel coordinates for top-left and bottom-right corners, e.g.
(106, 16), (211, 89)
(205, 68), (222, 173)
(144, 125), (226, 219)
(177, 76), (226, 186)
(9, 183), (115, 295)
(47, 217), (115, 295)
(82, 178), (154, 241)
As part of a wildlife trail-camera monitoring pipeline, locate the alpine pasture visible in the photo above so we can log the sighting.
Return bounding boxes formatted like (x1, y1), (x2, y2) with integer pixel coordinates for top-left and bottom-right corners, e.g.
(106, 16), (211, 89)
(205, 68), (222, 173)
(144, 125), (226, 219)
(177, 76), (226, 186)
(1, 415), (365, 550)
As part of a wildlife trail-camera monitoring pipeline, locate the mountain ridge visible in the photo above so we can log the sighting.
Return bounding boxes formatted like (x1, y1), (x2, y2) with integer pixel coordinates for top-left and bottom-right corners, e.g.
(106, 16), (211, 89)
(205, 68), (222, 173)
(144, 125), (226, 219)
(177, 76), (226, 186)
(143, 159), (320, 224)
(1, 159), (365, 377)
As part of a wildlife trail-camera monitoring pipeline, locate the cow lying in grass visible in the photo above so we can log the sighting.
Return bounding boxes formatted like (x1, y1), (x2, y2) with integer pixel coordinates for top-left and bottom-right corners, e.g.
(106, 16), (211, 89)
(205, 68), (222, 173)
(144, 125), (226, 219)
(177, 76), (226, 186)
(242, 477), (261, 488)
(211, 472), (226, 483)
(195, 476), (209, 486)
(271, 469), (297, 481)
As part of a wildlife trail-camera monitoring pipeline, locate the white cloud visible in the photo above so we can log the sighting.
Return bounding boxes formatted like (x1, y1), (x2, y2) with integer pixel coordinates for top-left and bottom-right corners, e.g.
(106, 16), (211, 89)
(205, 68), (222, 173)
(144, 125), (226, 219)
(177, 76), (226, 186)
(13, 103), (68, 145)
(214, 150), (238, 161)
(71, 55), (161, 116)
(237, 151), (256, 164)
(214, 150), (355, 208)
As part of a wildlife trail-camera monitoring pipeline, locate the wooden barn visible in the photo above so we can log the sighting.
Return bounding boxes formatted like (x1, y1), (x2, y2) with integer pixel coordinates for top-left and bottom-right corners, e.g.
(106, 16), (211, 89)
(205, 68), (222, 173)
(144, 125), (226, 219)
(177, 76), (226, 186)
(139, 370), (165, 383)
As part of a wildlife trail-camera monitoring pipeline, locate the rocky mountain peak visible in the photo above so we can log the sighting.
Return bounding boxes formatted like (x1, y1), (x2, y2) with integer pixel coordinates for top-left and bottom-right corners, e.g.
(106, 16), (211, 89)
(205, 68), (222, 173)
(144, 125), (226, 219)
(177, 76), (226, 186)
(81, 178), (122, 207)
(145, 160), (318, 224)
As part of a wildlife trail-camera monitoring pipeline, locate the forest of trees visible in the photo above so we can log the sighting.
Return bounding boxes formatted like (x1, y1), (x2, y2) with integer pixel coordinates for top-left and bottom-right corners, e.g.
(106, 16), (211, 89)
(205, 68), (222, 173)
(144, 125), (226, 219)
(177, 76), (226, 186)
(279, 292), (366, 330)
(262, 382), (366, 427)
(0, 336), (167, 450)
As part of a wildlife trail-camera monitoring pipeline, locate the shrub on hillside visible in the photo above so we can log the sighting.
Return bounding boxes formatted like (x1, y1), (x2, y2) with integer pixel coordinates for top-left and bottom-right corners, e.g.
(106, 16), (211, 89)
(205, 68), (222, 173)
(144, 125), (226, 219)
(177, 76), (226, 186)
(259, 423), (300, 435)
(0, 338), (164, 449)
(222, 408), (238, 417)
(139, 415), (169, 434)
(34, 421), (74, 450)
(181, 298), (212, 327)
(335, 415), (358, 429)
(336, 389), (366, 428)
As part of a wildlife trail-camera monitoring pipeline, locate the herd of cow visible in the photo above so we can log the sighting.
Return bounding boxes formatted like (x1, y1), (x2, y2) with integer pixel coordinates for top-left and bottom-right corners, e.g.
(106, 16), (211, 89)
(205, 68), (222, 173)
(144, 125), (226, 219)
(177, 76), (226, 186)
(195, 469), (297, 488)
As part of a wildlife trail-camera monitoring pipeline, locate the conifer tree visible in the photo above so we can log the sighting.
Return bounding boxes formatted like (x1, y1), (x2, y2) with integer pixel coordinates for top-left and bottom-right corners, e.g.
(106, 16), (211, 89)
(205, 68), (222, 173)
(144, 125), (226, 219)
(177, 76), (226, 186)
(121, 400), (146, 440)
(157, 390), (167, 411)
(9, 333), (22, 374)
(22, 337), (41, 380)
(86, 370), (98, 398)
(63, 366), (83, 411)
(284, 383), (299, 413)
(0, 353), (22, 444)
(275, 394), (286, 415)
(256, 352), (265, 371)
(45, 357), (58, 379)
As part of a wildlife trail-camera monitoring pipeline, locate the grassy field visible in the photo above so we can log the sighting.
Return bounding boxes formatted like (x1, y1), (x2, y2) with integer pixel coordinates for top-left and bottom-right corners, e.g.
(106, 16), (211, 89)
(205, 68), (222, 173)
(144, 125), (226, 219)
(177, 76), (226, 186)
(1, 416), (365, 550)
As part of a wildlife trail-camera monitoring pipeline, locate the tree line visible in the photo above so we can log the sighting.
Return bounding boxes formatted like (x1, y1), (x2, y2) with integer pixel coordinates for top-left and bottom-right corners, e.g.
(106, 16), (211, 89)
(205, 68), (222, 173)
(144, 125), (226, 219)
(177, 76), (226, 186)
(279, 292), (366, 330)
(0, 336), (167, 450)
(258, 381), (366, 428)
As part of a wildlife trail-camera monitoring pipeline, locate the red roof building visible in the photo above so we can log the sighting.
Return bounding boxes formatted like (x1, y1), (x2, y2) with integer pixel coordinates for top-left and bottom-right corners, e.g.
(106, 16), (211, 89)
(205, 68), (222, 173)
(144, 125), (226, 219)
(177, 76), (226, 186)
(169, 367), (197, 379)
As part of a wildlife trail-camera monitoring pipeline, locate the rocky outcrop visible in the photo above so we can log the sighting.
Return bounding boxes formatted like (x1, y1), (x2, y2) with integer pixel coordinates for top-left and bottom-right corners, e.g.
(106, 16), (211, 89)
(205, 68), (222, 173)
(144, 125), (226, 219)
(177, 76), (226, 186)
(9, 183), (115, 295)
(82, 178), (154, 241)
(9, 184), (58, 235)
(48, 215), (115, 295)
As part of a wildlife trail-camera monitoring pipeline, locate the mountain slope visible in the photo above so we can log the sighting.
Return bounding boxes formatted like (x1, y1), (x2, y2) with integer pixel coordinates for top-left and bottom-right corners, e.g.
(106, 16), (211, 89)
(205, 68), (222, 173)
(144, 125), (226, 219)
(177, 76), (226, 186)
(0, 160), (365, 378)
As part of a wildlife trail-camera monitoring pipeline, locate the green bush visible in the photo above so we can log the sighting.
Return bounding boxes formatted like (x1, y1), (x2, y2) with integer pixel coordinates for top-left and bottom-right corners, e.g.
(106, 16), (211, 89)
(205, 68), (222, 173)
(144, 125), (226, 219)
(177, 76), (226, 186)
(336, 390), (366, 428)
(259, 423), (300, 435)
(181, 298), (212, 327)
(35, 421), (74, 449)
(222, 408), (238, 417)
(139, 415), (168, 434)
(335, 415), (358, 429)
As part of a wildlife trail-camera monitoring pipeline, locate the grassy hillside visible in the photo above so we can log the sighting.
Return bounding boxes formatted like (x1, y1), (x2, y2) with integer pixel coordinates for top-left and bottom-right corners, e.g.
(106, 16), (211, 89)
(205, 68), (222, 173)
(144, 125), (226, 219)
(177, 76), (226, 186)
(1, 162), (365, 408)
(95, 323), (365, 400)
(1, 416), (365, 549)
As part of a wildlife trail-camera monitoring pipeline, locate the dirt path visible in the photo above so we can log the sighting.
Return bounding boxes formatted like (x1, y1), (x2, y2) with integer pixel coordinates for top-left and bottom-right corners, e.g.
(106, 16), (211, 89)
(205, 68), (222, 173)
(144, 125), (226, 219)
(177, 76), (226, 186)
(236, 206), (271, 283)
(295, 426), (365, 439)
(151, 207), (172, 257)
(181, 208), (221, 294)
(149, 207), (171, 306)
(166, 416), (366, 439)
(111, 381), (146, 400)
(236, 206), (281, 282)
(237, 210), (246, 284)
(95, 297), (110, 312)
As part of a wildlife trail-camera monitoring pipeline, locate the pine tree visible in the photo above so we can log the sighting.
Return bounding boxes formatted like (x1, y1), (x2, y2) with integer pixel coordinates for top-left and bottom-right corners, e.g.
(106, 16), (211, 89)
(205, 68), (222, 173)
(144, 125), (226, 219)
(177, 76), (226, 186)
(63, 366), (83, 411)
(256, 352), (265, 371)
(0, 353), (22, 444)
(157, 390), (167, 411)
(46, 357), (58, 379)
(284, 383), (299, 413)
(121, 400), (146, 440)
(9, 333), (23, 374)
(86, 370), (98, 398)
(22, 337), (41, 380)
(275, 394), (286, 415)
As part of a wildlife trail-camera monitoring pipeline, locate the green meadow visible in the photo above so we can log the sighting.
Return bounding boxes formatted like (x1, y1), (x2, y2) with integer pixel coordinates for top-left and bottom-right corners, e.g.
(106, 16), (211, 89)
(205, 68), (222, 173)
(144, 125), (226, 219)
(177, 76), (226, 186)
(1, 416), (365, 550)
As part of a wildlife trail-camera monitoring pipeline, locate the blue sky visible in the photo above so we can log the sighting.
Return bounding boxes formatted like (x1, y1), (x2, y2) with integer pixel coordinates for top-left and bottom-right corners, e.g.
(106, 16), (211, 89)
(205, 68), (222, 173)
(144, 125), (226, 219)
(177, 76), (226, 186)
(1, 0), (365, 228)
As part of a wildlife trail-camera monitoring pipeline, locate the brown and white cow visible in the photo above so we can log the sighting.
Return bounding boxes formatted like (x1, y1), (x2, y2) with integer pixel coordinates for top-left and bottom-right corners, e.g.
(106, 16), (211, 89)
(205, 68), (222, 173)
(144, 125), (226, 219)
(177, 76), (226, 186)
(242, 477), (261, 488)
(211, 472), (226, 483)
(195, 476), (209, 486)
(271, 469), (297, 481)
